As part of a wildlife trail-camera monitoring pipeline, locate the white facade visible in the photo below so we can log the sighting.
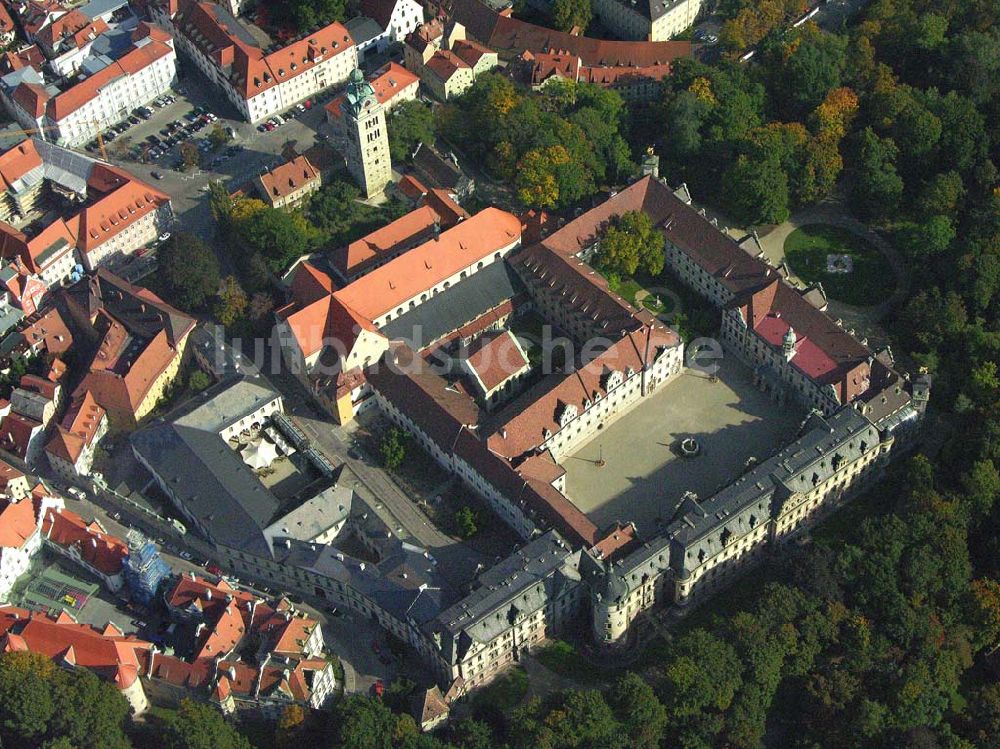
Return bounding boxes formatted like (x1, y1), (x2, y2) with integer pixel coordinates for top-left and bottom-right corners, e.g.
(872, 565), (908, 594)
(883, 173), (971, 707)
(384, 0), (424, 43)
(173, 24), (356, 124)
(81, 203), (172, 271)
(50, 43), (178, 146)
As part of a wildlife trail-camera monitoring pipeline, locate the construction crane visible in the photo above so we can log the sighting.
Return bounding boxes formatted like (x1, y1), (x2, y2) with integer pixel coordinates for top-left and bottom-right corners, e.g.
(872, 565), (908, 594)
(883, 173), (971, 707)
(3, 119), (110, 160)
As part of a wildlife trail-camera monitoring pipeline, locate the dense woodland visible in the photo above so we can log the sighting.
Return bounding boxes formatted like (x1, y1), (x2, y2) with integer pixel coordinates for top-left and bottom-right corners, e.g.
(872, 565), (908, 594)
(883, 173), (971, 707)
(4, 0), (1000, 747)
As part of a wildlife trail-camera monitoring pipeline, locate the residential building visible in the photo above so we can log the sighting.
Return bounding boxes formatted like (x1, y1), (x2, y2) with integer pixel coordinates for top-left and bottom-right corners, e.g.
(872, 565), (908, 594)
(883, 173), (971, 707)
(3, 23), (179, 146)
(513, 49), (673, 102)
(169, 0), (356, 123)
(255, 155), (321, 210)
(0, 139), (172, 287)
(404, 19), (496, 101)
(147, 574), (337, 714)
(57, 269), (195, 429)
(332, 68), (392, 198)
(45, 390), (108, 480)
(360, 0), (424, 50)
(590, 0), (702, 41)
(0, 605), (152, 713)
(460, 330), (531, 408)
(0, 4), (17, 46)
(450, 0), (695, 67)
(0, 489), (63, 601)
(275, 206), (521, 420)
(42, 505), (128, 591)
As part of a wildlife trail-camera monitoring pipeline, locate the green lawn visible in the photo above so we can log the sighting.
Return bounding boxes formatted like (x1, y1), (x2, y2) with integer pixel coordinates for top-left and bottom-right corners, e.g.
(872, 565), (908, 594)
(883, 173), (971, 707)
(783, 224), (893, 306)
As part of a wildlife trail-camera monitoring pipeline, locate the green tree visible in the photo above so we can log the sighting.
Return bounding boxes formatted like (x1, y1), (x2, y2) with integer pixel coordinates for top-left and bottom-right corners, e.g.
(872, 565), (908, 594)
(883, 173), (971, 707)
(157, 232), (221, 310)
(388, 101), (435, 163)
(453, 506), (478, 538)
(723, 154), (791, 224)
(163, 699), (252, 749)
(48, 668), (130, 749)
(449, 718), (495, 749)
(608, 672), (668, 749)
(179, 141), (200, 171)
(214, 275), (249, 328)
(851, 128), (903, 219)
(333, 695), (397, 749)
(551, 0), (592, 32)
(598, 210), (665, 277)
(208, 124), (231, 149)
(0, 651), (56, 744)
(236, 207), (318, 274)
(380, 427), (406, 470)
(188, 369), (211, 393)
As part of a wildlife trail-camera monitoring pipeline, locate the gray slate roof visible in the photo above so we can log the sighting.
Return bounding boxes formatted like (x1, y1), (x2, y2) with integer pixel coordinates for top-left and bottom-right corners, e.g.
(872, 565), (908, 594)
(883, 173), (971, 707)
(130, 376), (284, 557)
(382, 260), (525, 347)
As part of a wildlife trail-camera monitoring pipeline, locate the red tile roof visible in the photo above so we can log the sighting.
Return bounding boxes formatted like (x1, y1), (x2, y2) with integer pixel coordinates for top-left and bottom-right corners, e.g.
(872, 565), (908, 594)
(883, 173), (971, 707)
(732, 279), (870, 404)
(0, 458), (27, 495)
(35, 9), (107, 53)
(177, 2), (355, 100)
(0, 606), (151, 691)
(0, 45), (46, 74)
(487, 325), (677, 460)
(12, 82), (49, 118)
(258, 155), (319, 201)
(0, 412), (42, 458)
(42, 507), (127, 575)
(0, 140), (42, 192)
(359, 0), (399, 29)
(331, 204), (442, 278)
(78, 165), (170, 252)
(45, 390), (105, 463)
(452, 38), (493, 67)
(0, 3), (14, 34)
(451, 0), (695, 67)
(46, 39), (175, 121)
(465, 330), (528, 392)
(74, 326), (181, 424)
(424, 49), (469, 81)
(20, 306), (74, 355)
(0, 497), (39, 548)
(396, 174), (429, 201)
(327, 63), (419, 120)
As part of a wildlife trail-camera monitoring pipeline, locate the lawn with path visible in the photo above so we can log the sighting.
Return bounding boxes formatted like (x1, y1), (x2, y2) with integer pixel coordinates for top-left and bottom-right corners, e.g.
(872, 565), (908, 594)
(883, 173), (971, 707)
(783, 223), (893, 306)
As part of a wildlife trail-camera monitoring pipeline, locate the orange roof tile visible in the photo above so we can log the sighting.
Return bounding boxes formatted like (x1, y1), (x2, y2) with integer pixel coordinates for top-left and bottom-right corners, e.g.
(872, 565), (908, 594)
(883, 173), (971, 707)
(0, 606), (151, 692)
(46, 39), (174, 121)
(42, 507), (127, 574)
(465, 330), (528, 392)
(396, 174), (429, 201)
(0, 497), (39, 548)
(45, 390), (105, 463)
(424, 49), (469, 81)
(77, 168), (169, 252)
(331, 204), (441, 278)
(333, 207), (521, 321)
(0, 412), (42, 458)
(258, 155), (319, 201)
(178, 2), (355, 100)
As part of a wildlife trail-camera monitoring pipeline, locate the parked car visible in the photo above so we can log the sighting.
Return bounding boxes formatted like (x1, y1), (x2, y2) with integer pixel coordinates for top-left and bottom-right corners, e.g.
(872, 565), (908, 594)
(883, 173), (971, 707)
(372, 681), (384, 698)
(158, 232), (171, 242)
(205, 563), (223, 576)
(151, 171), (163, 180)
(179, 551), (193, 561)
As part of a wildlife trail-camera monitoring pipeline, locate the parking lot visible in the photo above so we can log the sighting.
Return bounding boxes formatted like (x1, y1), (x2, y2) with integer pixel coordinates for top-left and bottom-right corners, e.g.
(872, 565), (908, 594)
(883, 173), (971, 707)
(94, 69), (342, 249)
